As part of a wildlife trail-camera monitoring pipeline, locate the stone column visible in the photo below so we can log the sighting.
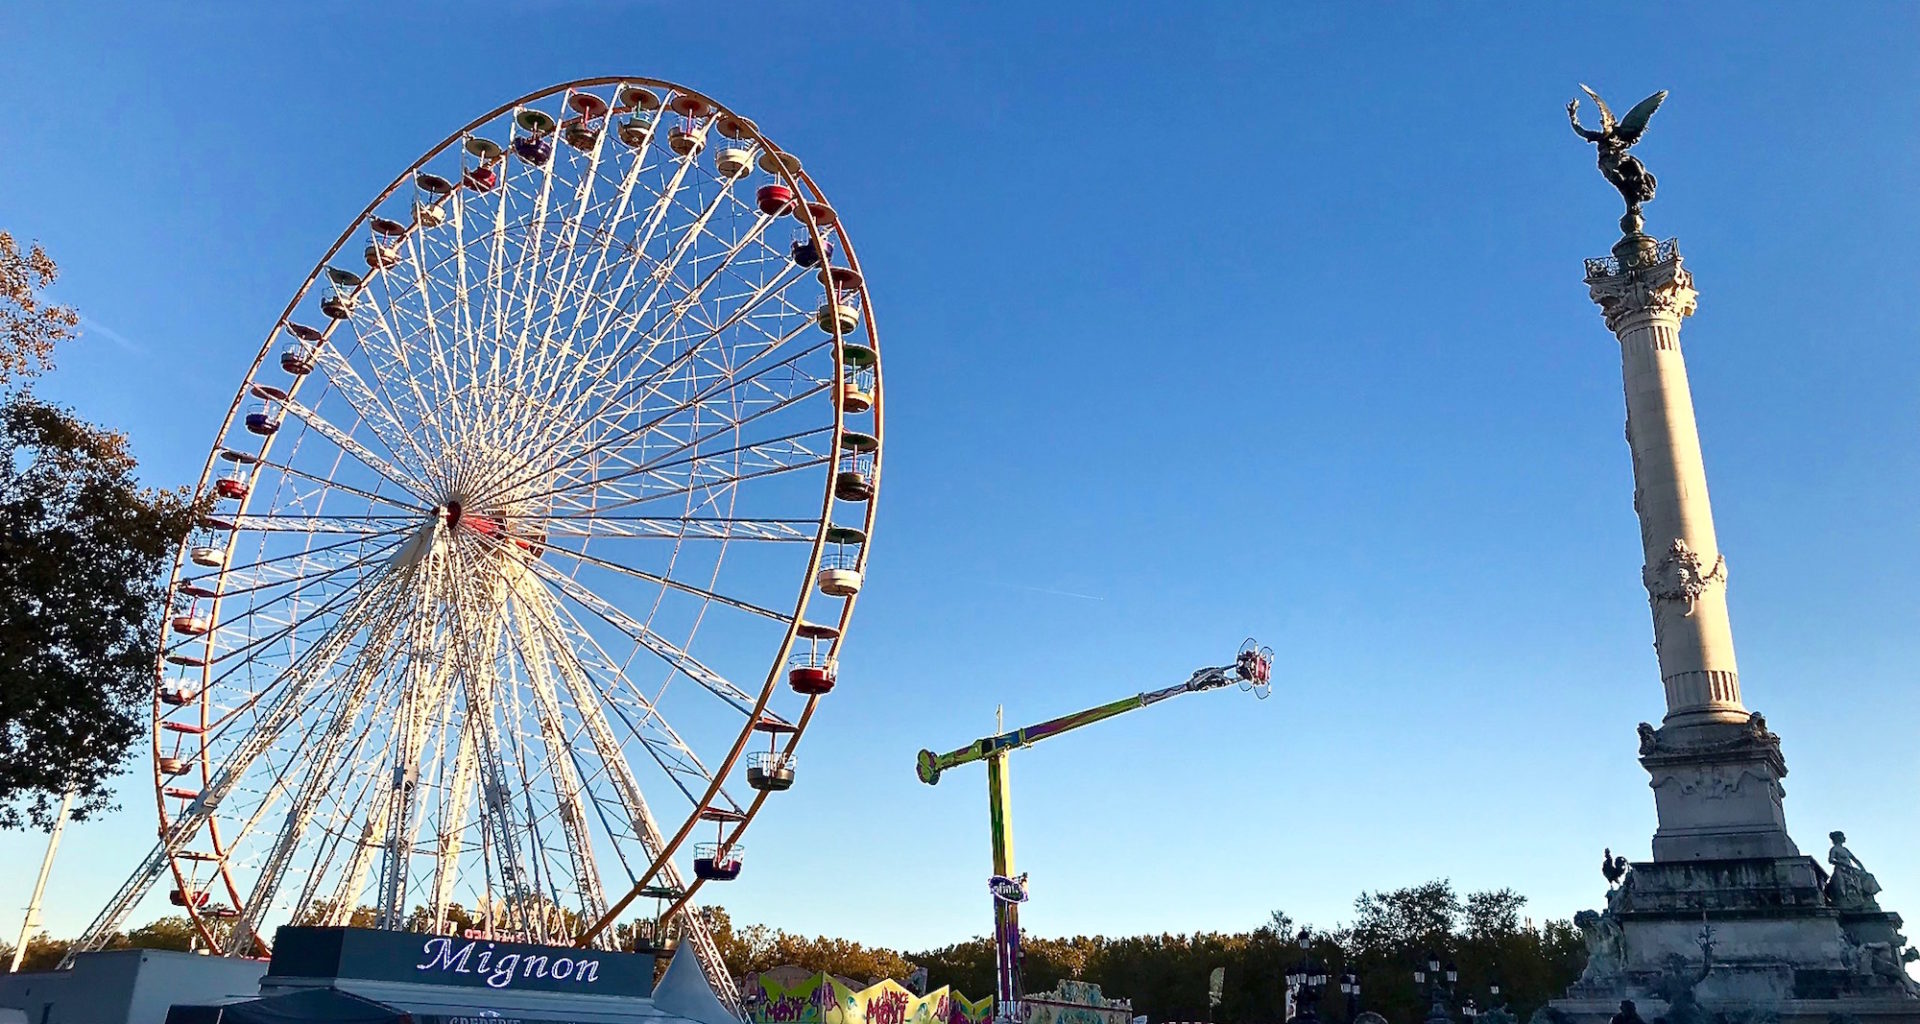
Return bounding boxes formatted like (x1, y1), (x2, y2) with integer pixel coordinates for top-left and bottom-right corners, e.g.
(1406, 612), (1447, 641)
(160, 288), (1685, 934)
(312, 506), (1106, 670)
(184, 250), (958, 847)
(1587, 234), (1796, 861)
(1587, 238), (1746, 728)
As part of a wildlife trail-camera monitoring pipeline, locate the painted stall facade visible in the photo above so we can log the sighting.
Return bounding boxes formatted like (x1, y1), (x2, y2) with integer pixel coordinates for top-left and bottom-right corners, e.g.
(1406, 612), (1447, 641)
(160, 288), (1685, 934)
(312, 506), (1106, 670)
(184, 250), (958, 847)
(1022, 980), (1132, 1024)
(743, 969), (998, 1024)
(742, 971), (1120, 1024)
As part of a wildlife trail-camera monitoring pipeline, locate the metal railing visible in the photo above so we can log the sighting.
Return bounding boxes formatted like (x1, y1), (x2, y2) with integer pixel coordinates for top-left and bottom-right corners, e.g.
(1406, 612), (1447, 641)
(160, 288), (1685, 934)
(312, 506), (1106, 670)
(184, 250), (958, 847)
(1584, 237), (1679, 278)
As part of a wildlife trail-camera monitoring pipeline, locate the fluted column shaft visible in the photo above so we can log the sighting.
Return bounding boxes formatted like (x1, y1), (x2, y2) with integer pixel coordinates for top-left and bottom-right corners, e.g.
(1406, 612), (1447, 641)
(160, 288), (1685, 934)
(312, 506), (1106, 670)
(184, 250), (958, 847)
(1588, 248), (1746, 727)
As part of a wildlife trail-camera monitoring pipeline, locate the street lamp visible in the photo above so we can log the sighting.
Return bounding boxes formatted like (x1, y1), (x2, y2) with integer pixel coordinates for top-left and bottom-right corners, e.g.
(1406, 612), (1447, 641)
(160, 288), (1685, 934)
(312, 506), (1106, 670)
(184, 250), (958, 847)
(1412, 951), (1458, 1024)
(1337, 967), (1360, 1022)
(1286, 929), (1330, 1022)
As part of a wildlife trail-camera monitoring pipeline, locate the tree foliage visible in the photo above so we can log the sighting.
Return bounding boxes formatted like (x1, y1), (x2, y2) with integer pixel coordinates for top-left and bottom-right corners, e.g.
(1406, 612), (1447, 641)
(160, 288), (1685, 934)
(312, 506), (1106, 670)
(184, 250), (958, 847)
(0, 233), (200, 830)
(0, 232), (80, 384)
(707, 906), (915, 984)
(697, 882), (1579, 1023)
(0, 915), (198, 971)
(907, 881), (1581, 1024)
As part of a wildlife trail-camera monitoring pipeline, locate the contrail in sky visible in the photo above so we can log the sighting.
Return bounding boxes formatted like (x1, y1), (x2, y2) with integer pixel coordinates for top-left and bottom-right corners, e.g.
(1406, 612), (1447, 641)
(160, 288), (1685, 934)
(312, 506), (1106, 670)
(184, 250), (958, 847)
(80, 316), (144, 354)
(988, 581), (1106, 602)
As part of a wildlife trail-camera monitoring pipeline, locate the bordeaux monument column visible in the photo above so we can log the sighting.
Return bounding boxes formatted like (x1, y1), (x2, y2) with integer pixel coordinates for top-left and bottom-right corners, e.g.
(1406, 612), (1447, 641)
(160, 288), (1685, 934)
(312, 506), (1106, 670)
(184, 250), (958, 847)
(1553, 86), (1919, 1022)
(1573, 86), (1792, 863)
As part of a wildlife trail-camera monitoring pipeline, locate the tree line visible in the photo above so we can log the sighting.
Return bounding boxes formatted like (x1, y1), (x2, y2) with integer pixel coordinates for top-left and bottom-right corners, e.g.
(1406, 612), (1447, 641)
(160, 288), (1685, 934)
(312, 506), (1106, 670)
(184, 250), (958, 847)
(709, 879), (1582, 1024)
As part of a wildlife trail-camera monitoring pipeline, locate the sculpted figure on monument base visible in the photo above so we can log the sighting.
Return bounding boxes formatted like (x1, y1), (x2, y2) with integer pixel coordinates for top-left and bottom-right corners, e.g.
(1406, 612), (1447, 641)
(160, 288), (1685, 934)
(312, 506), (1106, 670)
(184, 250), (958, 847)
(1826, 831), (1883, 910)
(1576, 909), (1628, 983)
(1649, 952), (1717, 1024)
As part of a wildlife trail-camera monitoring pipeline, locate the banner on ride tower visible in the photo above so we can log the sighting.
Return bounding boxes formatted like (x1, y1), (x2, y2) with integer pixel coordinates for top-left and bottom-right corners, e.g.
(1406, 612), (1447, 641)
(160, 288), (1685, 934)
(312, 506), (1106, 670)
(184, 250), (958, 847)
(1021, 980), (1132, 1024)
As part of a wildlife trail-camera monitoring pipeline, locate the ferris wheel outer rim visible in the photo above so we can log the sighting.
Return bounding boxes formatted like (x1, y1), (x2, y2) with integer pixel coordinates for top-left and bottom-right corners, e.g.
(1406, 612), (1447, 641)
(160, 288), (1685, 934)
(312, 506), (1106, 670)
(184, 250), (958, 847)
(582, 162), (884, 945)
(146, 75), (882, 956)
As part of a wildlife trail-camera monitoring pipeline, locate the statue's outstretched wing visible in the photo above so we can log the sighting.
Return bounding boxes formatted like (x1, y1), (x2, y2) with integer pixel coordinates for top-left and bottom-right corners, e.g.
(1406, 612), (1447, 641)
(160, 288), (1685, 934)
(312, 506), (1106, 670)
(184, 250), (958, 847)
(1615, 90), (1668, 143)
(1578, 84), (1616, 132)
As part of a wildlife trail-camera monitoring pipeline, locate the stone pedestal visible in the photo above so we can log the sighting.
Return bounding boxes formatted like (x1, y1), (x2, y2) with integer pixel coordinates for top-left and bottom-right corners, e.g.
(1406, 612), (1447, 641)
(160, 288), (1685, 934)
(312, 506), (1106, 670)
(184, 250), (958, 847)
(1547, 237), (1920, 1024)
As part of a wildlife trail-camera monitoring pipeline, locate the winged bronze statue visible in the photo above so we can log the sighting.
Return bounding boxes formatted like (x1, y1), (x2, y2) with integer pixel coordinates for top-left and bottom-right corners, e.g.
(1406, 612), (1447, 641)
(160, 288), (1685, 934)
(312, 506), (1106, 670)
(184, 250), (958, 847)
(1569, 85), (1668, 230)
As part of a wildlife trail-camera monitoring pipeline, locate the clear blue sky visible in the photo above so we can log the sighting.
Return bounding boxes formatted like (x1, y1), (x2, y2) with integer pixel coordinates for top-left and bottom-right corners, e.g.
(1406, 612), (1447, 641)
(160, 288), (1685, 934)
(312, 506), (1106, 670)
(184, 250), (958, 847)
(3, 2), (1918, 956)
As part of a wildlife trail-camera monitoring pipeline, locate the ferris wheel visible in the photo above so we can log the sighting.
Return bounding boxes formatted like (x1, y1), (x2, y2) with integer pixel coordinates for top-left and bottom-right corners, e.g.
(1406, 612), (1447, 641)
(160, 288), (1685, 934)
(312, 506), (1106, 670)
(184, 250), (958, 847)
(69, 77), (882, 1004)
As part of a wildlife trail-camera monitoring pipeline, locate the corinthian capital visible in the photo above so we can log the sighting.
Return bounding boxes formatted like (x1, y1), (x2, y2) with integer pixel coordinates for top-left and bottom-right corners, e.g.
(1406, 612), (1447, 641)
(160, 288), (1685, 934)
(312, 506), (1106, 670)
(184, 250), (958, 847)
(1587, 244), (1697, 333)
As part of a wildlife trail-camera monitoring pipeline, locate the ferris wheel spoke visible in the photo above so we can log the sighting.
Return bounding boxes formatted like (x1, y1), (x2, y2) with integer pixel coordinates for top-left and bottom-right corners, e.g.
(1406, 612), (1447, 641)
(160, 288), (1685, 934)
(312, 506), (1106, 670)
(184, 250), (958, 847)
(516, 133), (632, 395)
(492, 149), (569, 428)
(284, 715), (402, 929)
(255, 458), (433, 515)
(389, 221), (476, 448)
(166, 533), (411, 680)
(540, 515), (816, 545)
(541, 456), (832, 529)
(233, 632), (415, 948)
(516, 574), (743, 814)
(509, 523), (791, 619)
(343, 286), (464, 489)
(231, 513), (420, 534)
(144, 584), (410, 949)
(276, 394), (432, 500)
(515, 553), (764, 718)
(495, 573), (610, 923)
(454, 256), (817, 510)
(527, 146), (669, 410)
(307, 346), (445, 491)
(561, 251), (815, 445)
(150, 566), (416, 905)
(518, 416), (831, 517)
(371, 539), (465, 929)
(426, 712), (481, 932)
(486, 555), (688, 869)
(437, 547), (547, 934)
(474, 339), (830, 512)
(184, 524), (409, 600)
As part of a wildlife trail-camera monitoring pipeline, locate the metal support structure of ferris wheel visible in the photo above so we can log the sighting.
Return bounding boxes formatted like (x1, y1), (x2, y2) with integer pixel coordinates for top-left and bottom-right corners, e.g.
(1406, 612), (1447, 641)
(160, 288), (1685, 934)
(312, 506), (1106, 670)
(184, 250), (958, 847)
(65, 77), (884, 1010)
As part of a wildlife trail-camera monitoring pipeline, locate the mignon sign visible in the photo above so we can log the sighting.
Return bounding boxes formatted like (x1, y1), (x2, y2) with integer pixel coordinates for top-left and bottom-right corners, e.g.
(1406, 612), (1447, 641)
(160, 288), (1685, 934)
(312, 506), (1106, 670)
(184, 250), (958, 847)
(415, 936), (603, 989)
(265, 925), (657, 998)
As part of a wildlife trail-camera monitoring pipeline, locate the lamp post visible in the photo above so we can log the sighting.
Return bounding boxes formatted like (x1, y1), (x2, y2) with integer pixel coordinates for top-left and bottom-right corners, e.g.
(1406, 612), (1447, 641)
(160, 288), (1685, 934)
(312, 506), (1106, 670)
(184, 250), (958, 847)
(1285, 929), (1330, 1023)
(1337, 967), (1360, 1023)
(1412, 951), (1457, 1024)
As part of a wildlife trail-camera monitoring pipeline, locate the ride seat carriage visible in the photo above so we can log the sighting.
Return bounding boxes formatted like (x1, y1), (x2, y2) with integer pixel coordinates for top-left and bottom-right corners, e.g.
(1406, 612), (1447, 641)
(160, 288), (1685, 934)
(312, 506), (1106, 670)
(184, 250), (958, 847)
(746, 751), (795, 792)
(692, 841), (743, 882)
(562, 93), (607, 151)
(835, 433), (878, 502)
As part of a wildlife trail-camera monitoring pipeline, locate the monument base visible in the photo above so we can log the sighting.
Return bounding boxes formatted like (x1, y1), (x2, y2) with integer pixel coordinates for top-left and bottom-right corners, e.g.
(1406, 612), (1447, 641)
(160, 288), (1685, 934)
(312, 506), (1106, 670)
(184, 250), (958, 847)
(1547, 857), (1920, 1024)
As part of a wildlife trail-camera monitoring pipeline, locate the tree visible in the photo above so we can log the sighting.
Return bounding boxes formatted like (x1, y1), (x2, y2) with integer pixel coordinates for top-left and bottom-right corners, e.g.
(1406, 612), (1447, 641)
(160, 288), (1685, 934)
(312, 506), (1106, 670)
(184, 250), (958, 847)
(0, 395), (200, 828)
(0, 232), (200, 830)
(1464, 888), (1527, 940)
(1, 930), (75, 972)
(1349, 878), (1461, 957)
(124, 915), (198, 951)
(0, 232), (79, 383)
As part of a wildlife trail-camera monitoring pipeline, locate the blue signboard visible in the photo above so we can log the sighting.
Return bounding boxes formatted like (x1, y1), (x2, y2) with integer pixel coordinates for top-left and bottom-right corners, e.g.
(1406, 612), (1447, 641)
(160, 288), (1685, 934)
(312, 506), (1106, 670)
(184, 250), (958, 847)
(267, 926), (657, 999)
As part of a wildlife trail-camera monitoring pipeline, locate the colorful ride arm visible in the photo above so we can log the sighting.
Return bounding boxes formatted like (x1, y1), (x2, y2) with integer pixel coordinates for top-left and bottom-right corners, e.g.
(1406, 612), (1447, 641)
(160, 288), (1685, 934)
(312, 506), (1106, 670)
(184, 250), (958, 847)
(914, 640), (1272, 785)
